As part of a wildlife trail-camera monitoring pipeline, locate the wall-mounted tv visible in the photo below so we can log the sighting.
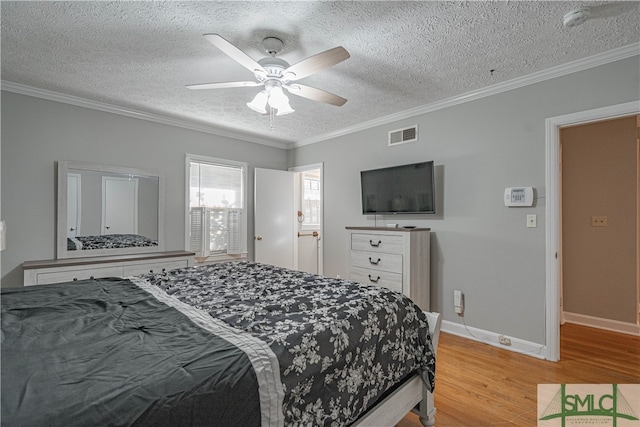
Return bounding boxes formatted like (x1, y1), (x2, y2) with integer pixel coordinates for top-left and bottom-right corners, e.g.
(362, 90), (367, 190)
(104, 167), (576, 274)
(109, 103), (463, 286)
(361, 161), (435, 215)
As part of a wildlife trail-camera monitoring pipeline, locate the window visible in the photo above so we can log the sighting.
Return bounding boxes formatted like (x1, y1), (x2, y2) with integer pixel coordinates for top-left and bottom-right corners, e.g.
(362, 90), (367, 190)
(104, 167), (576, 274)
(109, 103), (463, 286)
(185, 154), (247, 260)
(300, 169), (321, 229)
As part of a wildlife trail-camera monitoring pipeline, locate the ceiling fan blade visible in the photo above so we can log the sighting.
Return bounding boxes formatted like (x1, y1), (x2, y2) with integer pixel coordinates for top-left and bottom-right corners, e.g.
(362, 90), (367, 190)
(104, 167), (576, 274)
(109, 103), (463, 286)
(186, 81), (262, 90)
(203, 33), (266, 75)
(285, 84), (347, 106)
(283, 46), (350, 81)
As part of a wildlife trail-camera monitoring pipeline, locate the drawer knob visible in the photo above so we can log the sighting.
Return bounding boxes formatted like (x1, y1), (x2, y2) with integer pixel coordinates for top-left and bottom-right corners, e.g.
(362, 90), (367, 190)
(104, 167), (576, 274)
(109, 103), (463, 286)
(73, 278), (78, 281)
(369, 240), (382, 247)
(368, 257), (381, 265)
(368, 275), (380, 283)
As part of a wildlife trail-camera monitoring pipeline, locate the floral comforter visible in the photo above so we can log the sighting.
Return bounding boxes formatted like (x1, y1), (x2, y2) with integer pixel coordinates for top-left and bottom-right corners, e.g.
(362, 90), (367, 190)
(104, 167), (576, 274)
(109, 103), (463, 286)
(67, 233), (158, 250)
(137, 261), (435, 426)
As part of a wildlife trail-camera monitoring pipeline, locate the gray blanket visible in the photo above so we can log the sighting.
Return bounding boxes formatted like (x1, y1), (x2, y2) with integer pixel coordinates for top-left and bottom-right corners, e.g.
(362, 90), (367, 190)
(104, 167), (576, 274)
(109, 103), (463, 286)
(1, 278), (261, 426)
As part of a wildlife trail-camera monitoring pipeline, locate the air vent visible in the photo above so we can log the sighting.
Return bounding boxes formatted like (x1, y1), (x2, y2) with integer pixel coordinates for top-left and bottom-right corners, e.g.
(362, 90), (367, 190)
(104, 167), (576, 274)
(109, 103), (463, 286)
(388, 125), (418, 146)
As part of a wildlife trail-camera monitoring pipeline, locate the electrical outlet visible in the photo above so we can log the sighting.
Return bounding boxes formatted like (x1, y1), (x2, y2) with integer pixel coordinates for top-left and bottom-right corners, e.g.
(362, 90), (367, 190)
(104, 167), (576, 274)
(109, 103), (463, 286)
(592, 216), (607, 227)
(498, 335), (512, 346)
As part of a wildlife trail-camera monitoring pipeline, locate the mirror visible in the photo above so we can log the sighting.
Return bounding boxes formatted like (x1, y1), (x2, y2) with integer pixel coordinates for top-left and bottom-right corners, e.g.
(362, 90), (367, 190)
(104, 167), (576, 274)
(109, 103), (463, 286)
(57, 161), (165, 259)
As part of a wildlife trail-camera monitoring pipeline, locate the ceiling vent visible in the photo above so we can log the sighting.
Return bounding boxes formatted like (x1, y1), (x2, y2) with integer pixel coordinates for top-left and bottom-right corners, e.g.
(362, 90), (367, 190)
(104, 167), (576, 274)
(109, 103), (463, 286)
(388, 125), (418, 146)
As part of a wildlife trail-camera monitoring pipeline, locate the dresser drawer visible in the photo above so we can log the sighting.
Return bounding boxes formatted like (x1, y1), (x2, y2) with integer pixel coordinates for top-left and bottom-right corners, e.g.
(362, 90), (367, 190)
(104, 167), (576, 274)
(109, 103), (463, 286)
(35, 266), (124, 285)
(351, 233), (404, 254)
(349, 251), (403, 273)
(123, 260), (190, 276)
(350, 267), (403, 293)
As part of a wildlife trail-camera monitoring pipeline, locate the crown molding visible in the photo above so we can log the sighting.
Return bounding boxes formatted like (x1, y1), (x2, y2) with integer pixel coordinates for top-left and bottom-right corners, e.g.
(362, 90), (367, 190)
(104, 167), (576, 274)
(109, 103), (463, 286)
(3, 42), (637, 151)
(292, 42), (640, 148)
(0, 81), (291, 150)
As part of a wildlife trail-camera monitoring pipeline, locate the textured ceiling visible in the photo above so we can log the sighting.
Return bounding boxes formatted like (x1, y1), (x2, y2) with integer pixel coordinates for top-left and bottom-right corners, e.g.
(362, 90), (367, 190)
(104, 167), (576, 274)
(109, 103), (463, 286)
(2, 1), (639, 147)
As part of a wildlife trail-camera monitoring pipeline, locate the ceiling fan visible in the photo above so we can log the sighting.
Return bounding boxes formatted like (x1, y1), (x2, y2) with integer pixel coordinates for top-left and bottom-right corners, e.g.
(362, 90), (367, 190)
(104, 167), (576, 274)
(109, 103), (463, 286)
(186, 34), (350, 118)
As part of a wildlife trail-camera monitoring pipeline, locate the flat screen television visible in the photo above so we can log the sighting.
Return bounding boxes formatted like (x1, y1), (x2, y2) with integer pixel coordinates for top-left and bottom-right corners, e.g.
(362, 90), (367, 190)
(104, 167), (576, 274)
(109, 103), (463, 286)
(361, 161), (435, 215)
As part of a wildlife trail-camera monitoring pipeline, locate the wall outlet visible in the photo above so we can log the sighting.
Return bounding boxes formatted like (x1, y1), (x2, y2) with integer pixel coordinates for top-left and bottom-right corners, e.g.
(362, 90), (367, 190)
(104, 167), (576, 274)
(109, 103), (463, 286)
(498, 335), (512, 346)
(592, 216), (607, 227)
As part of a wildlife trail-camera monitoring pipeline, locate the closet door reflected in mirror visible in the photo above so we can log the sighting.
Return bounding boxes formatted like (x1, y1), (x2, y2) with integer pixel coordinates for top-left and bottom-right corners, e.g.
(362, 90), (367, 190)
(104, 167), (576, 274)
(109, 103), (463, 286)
(57, 161), (165, 259)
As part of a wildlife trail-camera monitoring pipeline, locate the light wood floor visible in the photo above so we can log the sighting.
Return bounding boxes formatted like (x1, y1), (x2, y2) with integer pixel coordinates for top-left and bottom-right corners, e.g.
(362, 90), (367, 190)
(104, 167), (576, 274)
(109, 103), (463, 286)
(397, 323), (640, 426)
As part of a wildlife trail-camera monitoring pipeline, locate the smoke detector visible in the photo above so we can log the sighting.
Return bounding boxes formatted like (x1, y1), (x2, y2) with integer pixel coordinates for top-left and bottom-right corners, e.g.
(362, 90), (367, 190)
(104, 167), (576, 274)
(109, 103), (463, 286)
(563, 6), (591, 27)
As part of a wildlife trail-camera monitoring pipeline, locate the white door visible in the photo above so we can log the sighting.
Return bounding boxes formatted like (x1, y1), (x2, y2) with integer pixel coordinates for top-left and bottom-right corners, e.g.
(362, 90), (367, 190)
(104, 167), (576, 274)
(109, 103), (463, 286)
(102, 177), (138, 235)
(67, 173), (81, 238)
(254, 168), (296, 269)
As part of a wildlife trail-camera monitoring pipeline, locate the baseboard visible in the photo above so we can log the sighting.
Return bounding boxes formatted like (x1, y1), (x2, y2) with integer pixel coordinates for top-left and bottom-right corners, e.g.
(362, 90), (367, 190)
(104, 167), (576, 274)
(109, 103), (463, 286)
(563, 312), (640, 336)
(441, 320), (547, 360)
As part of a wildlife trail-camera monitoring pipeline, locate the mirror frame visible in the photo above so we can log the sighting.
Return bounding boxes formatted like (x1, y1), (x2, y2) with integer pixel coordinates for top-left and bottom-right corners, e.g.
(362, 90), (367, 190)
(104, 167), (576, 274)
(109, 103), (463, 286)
(57, 160), (165, 259)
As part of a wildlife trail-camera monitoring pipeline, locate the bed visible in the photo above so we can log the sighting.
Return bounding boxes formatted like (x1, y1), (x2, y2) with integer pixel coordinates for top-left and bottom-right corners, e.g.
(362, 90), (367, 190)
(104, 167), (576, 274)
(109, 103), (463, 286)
(1, 261), (439, 426)
(67, 233), (159, 251)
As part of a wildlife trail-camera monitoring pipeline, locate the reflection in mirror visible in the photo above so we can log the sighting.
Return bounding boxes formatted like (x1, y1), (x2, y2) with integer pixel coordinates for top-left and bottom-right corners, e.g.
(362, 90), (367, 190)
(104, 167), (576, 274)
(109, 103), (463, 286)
(57, 161), (164, 259)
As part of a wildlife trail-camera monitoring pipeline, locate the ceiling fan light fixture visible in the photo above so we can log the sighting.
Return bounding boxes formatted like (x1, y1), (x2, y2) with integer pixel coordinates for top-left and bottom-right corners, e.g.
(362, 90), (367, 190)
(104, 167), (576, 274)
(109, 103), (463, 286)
(275, 103), (295, 116)
(268, 86), (295, 116)
(189, 34), (349, 123)
(247, 90), (268, 114)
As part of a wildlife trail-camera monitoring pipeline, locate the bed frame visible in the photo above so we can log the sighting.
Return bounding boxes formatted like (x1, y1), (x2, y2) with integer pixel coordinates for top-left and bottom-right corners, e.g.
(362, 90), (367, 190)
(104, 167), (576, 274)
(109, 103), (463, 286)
(353, 311), (442, 427)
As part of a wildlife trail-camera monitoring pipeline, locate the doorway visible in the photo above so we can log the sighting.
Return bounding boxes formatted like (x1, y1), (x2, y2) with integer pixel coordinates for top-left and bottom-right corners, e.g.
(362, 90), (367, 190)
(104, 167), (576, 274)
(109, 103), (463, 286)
(292, 164), (323, 275)
(560, 115), (638, 332)
(545, 101), (640, 361)
(254, 164), (324, 275)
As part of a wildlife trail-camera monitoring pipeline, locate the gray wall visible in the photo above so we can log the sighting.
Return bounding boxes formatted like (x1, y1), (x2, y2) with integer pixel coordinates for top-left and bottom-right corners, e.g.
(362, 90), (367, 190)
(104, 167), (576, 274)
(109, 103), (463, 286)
(287, 56), (640, 345)
(1, 56), (638, 346)
(1, 91), (287, 286)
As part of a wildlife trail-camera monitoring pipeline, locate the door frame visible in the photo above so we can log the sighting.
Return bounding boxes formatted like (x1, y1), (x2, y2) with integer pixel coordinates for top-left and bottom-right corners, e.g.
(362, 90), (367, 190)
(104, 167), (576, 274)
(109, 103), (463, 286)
(545, 100), (639, 361)
(289, 163), (324, 275)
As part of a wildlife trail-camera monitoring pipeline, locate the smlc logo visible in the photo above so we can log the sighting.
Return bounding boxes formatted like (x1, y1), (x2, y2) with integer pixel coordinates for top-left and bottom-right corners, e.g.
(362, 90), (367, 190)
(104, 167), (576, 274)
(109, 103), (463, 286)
(538, 384), (640, 427)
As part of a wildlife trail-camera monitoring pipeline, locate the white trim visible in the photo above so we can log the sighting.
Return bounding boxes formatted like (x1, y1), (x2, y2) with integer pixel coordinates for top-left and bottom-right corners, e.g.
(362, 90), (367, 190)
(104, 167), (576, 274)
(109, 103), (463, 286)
(563, 312), (640, 337)
(293, 43), (640, 148)
(2, 43), (637, 150)
(545, 101), (640, 362)
(441, 320), (547, 360)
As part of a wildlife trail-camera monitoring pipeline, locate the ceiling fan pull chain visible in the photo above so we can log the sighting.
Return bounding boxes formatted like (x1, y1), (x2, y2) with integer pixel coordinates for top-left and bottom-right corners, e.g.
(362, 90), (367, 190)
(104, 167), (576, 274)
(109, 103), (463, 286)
(270, 107), (275, 130)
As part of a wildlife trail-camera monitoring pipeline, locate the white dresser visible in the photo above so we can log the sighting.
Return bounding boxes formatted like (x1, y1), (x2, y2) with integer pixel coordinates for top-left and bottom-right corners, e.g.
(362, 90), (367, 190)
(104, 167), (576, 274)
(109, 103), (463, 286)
(346, 227), (430, 310)
(23, 251), (195, 286)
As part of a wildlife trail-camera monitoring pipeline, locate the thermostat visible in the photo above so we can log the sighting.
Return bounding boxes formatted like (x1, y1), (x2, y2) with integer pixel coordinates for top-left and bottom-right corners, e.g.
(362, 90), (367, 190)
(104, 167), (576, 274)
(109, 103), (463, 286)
(504, 187), (534, 207)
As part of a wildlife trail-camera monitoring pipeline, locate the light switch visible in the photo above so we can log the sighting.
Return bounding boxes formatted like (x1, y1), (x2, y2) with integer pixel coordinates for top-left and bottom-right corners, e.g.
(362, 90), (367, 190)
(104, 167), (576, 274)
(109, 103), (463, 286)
(527, 214), (537, 228)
